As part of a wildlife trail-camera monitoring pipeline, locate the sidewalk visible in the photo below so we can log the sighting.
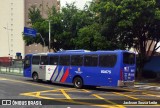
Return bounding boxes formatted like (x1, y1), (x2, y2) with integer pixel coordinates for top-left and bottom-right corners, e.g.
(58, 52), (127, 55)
(135, 79), (160, 91)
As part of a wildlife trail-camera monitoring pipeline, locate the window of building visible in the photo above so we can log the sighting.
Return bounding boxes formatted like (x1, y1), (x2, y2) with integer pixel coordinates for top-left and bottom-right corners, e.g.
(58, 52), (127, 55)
(99, 54), (117, 67)
(49, 56), (59, 65)
(71, 55), (83, 66)
(59, 55), (70, 66)
(84, 55), (98, 67)
(32, 56), (40, 65)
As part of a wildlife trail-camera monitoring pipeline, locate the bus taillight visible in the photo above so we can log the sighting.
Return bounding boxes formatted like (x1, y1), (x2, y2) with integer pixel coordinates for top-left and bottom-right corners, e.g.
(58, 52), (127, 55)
(120, 69), (123, 80)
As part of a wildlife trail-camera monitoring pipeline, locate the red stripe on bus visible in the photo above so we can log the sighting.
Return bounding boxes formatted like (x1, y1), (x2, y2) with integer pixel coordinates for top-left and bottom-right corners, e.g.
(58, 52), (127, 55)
(60, 68), (69, 83)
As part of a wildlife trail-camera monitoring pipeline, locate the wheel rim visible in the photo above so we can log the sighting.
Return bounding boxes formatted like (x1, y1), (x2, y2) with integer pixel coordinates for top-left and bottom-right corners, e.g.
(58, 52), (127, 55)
(75, 79), (81, 88)
(33, 74), (38, 80)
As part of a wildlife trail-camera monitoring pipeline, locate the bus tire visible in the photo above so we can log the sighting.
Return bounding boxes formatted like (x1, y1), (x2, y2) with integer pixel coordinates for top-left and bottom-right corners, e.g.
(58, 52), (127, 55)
(32, 73), (39, 82)
(73, 77), (83, 89)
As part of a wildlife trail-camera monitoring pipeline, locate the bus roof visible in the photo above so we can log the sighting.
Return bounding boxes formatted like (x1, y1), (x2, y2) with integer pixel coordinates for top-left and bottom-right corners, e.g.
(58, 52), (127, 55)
(25, 50), (134, 57)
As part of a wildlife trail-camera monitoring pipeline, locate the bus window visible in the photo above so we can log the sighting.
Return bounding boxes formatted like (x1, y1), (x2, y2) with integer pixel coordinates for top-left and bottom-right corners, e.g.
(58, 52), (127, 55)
(59, 56), (70, 66)
(123, 53), (135, 65)
(84, 55), (98, 67)
(32, 56), (40, 65)
(24, 56), (31, 68)
(50, 56), (59, 65)
(40, 56), (48, 65)
(99, 55), (117, 67)
(71, 55), (83, 66)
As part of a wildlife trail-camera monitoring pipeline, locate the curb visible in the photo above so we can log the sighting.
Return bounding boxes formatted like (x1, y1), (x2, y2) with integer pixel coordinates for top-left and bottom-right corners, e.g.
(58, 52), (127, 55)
(134, 85), (160, 91)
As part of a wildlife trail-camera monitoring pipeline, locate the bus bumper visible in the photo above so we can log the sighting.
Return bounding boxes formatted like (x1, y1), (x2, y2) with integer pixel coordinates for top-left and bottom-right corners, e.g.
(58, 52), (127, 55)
(118, 80), (134, 87)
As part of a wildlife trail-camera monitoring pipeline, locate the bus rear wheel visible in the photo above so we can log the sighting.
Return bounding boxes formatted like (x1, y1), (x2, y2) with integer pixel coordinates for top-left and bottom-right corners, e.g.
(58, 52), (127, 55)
(32, 73), (38, 82)
(73, 77), (83, 89)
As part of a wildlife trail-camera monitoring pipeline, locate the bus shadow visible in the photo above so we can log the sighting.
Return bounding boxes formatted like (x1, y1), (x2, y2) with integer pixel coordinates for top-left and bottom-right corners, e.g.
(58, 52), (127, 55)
(26, 79), (74, 88)
(26, 79), (130, 92)
(85, 86), (131, 92)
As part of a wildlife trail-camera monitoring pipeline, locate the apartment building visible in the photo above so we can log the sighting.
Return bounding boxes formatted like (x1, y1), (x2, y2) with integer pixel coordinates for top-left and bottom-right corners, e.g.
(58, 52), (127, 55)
(0, 0), (60, 59)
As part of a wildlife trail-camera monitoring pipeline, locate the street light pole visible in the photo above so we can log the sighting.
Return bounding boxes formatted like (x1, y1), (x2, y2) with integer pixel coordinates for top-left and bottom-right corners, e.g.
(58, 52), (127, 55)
(3, 24), (11, 56)
(37, 33), (45, 52)
(47, 20), (51, 52)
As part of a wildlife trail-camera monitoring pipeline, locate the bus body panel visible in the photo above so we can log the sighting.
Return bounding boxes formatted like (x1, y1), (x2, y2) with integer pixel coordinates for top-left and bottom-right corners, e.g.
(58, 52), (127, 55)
(46, 65), (57, 80)
(50, 66), (71, 83)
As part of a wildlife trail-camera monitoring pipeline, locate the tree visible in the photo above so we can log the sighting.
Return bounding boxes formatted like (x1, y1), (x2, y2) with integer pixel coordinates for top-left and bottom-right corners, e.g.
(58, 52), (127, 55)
(92, 0), (160, 79)
(48, 2), (96, 50)
(23, 5), (46, 46)
(75, 23), (106, 50)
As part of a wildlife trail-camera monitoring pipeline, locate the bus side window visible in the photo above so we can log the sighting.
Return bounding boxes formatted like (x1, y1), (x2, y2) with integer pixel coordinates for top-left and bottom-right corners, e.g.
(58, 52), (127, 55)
(99, 55), (117, 67)
(40, 56), (48, 65)
(59, 55), (70, 66)
(84, 55), (98, 67)
(71, 55), (83, 66)
(32, 56), (40, 65)
(50, 56), (59, 65)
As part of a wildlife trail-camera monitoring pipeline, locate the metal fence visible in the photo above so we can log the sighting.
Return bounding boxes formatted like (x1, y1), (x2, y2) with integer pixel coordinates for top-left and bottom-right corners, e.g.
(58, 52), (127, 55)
(0, 59), (23, 75)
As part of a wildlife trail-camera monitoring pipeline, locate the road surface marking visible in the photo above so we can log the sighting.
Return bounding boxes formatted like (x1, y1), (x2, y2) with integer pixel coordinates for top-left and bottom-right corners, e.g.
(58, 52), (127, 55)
(36, 92), (40, 97)
(92, 94), (126, 108)
(60, 89), (72, 99)
(82, 89), (90, 92)
(112, 92), (139, 100)
(143, 92), (160, 98)
(0, 77), (7, 80)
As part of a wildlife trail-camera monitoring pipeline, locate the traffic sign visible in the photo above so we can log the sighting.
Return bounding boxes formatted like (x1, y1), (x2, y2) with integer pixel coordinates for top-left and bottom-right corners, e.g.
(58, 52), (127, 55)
(23, 27), (37, 37)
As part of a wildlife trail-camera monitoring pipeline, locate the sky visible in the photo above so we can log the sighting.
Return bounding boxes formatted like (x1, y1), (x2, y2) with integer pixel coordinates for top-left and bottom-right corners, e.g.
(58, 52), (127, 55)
(60, 0), (92, 9)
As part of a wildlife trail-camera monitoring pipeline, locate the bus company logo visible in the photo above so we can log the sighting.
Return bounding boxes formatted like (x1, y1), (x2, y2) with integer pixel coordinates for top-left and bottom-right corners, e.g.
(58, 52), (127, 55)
(2, 100), (11, 105)
(75, 68), (82, 74)
(101, 70), (111, 74)
(78, 68), (80, 72)
(48, 68), (50, 71)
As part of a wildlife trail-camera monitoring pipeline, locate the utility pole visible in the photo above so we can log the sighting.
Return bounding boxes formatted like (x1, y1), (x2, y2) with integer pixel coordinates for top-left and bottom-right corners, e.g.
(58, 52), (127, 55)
(47, 20), (51, 52)
(3, 24), (11, 56)
(37, 33), (45, 52)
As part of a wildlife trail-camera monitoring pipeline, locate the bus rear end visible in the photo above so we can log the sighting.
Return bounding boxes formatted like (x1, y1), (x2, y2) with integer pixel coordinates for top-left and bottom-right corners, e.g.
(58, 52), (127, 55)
(118, 52), (136, 87)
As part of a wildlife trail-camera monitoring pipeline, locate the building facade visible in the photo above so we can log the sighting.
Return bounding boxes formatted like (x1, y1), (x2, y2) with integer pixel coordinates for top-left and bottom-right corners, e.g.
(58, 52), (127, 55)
(0, 0), (60, 59)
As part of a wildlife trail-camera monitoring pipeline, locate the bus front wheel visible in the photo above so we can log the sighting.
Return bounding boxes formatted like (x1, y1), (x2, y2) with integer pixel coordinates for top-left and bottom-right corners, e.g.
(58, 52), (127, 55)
(32, 73), (39, 82)
(73, 77), (83, 89)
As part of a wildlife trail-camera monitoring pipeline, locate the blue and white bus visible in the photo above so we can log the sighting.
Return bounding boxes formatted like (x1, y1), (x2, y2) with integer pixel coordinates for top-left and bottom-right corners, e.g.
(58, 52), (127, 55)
(23, 50), (136, 88)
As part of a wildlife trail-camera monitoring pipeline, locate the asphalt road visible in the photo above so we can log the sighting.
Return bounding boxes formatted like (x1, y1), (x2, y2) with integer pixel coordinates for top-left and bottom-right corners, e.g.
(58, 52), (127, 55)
(0, 74), (159, 108)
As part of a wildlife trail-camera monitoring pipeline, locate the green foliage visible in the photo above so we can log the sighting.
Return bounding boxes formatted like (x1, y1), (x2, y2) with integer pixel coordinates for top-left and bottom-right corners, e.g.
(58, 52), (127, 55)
(93, 0), (160, 78)
(75, 23), (106, 50)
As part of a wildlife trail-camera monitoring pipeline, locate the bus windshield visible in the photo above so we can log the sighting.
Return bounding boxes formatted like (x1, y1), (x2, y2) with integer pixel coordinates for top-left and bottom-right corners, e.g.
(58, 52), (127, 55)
(123, 52), (135, 65)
